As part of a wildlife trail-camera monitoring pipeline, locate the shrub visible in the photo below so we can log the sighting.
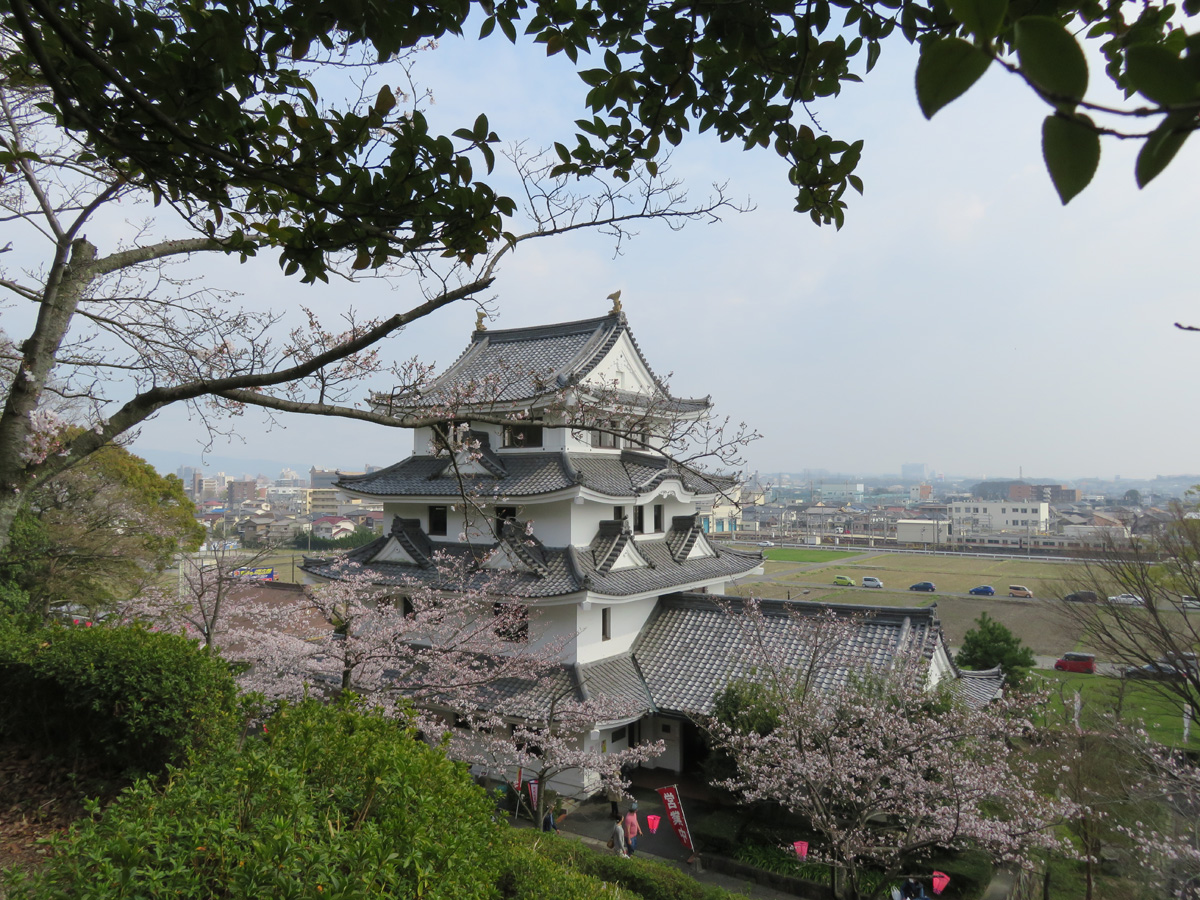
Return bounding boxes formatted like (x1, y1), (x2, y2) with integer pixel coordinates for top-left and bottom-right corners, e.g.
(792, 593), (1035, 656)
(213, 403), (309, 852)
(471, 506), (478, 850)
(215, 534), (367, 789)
(0, 624), (237, 773)
(5, 700), (505, 900)
(511, 829), (739, 900)
(497, 832), (637, 899)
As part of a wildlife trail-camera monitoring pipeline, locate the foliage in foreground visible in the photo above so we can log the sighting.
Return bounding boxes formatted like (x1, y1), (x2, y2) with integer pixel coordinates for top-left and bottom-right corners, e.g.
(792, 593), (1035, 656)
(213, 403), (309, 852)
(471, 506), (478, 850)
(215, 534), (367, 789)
(4, 700), (506, 900)
(507, 829), (739, 900)
(0, 623), (237, 773)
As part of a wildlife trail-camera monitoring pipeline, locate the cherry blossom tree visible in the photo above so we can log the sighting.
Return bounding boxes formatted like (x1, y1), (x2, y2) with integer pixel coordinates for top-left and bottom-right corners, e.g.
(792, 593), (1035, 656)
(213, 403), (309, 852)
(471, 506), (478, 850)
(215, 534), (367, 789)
(709, 601), (1069, 900)
(1036, 684), (1200, 900)
(123, 542), (282, 652)
(0, 76), (744, 555)
(447, 677), (664, 827)
(129, 553), (663, 811)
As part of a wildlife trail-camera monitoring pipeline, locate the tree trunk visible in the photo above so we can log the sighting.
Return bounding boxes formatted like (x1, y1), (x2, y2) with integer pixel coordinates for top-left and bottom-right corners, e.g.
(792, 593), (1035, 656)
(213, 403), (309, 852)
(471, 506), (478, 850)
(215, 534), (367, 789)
(0, 238), (97, 554)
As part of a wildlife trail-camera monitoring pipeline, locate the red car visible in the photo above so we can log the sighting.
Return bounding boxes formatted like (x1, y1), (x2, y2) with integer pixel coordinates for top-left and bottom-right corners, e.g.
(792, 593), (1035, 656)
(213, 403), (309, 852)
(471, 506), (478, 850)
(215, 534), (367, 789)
(1054, 652), (1096, 674)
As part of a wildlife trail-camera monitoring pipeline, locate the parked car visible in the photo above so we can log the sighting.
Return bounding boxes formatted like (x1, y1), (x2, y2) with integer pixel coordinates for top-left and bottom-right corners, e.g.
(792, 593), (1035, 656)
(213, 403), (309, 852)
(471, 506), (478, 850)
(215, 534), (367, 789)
(1054, 652), (1096, 674)
(757, 540), (775, 547)
(833, 575), (856, 586)
(862, 576), (884, 589)
(968, 585), (995, 596)
(909, 582), (936, 592)
(1124, 661), (1185, 680)
(1008, 585), (1034, 598)
(1180, 595), (1200, 610)
(1063, 591), (1099, 603)
(1109, 593), (1146, 606)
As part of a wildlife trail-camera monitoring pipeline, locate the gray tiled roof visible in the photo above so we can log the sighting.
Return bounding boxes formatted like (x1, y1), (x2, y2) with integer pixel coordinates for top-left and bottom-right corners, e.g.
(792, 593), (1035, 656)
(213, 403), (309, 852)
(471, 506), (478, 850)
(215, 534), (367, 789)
(304, 525), (762, 600)
(474, 655), (654, 723)
(632, 597), (945, 717)
(952, 667), (1006, 709)
(338, 449), (732, 501)
(374, 312), (710, 413)
(338, 452), (574, 498)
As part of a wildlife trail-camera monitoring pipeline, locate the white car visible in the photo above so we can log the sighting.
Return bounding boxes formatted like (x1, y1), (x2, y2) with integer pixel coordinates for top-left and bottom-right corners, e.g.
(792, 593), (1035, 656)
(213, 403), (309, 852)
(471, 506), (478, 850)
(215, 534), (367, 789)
(862, 576), (883, 589)
(757, 540), (775, 547)
(1108, 593), (1146, 606)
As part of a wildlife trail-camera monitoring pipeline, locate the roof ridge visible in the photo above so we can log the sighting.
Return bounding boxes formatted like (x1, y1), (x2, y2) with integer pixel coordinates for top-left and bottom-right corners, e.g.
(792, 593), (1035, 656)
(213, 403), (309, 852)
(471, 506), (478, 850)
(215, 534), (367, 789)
(473, 313), (619, 342)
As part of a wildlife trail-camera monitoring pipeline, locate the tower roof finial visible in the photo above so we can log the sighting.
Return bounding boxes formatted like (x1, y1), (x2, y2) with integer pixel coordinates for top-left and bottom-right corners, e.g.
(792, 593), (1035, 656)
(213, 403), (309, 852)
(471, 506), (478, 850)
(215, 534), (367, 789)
(607, 289), (622, 314)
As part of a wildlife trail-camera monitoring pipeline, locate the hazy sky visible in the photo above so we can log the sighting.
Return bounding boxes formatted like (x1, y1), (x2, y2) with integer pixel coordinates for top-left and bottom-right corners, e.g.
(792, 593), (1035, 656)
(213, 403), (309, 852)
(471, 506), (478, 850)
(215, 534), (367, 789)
(125, 24), (1200, 482)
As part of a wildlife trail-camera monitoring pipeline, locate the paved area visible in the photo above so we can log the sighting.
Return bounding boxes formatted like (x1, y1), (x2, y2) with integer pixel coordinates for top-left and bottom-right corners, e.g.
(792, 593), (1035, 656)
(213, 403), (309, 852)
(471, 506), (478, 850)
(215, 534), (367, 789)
(525, 782), (800, 899)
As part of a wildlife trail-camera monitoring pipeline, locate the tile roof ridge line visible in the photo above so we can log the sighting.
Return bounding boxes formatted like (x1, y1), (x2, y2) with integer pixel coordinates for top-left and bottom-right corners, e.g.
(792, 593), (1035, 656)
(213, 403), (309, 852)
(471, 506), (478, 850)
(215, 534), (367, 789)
(626, 651), (657, 713)
(571, 661), (591, 702)
(421, 332), (490, 396)
(629, 600), (664, 658)
(559, 450), (579, 484)
(472, 312), (619, 341)
(551, 314), (618, 386)
(564, 545), (587, 591)
(617, 312), (687, 401)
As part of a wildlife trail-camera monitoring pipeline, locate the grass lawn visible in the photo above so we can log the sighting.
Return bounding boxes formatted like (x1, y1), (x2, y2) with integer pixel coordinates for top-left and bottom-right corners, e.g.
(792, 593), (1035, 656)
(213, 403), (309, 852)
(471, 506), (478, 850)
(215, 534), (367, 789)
(731, 551), (1114, 655)
(761, 548), (857, 563)
(1032, 668), (1200, 749)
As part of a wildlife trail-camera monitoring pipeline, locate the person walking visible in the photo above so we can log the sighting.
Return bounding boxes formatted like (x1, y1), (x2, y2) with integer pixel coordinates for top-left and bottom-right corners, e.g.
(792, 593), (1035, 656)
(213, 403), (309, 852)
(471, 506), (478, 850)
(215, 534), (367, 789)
(622, 801), (642, 856)
(606, 785), (621, 817)
(608, 812), (627, 857)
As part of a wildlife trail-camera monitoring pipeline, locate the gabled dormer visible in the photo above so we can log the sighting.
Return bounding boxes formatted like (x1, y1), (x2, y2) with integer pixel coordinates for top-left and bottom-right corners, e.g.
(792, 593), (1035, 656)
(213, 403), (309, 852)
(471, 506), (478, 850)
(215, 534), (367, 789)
(482, 519), (551, 578)
(349, 516), (435, 568)
(590, 519), (652, 574)
(433, 430), (508, 479)
(665, 514), (716, 562)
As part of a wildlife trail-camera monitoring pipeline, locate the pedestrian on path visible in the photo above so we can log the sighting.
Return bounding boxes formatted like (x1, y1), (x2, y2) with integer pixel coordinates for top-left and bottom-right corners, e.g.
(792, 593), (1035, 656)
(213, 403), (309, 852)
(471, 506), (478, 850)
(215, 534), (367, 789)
(606, 784), (621, 817)
(609, 812), (628, 857)
(622, 801), (642, 856)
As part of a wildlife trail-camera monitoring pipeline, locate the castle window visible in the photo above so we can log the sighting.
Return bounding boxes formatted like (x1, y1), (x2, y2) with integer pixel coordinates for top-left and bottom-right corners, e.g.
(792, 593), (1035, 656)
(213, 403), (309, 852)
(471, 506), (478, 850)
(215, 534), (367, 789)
(602, 607), (611, 641)
(590, 421), (620, 448)
(613, 505), (625, 523)
(428, 505), (448, 536)
(502, 423), (543, 448)
(431, 420), (465, 453)
(634, 505), (645, 534)
(496, 506), (518, 524)
(653, 504), (664, 533)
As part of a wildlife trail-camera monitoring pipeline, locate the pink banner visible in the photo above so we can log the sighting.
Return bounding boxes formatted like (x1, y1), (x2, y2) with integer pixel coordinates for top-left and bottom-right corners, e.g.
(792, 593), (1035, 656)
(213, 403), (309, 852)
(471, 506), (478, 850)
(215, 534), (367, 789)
(527, 778), (539, 810)
(793, 840), (808, 860)
(655, 785), (694, 851)
(932, 872), (950, 895)
(646, 814), (661, 834)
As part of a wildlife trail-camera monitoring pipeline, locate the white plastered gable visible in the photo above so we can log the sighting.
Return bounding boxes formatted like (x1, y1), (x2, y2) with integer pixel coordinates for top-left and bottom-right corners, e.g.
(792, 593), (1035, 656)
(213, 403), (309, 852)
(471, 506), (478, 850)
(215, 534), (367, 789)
(686, 532), (717, 560)
(609, 539), (650, 571)
(370, 536), (420, 565)
(586, 332), (657, 393)
(443, 450), (496, 477)
(482, 543), (540, 574)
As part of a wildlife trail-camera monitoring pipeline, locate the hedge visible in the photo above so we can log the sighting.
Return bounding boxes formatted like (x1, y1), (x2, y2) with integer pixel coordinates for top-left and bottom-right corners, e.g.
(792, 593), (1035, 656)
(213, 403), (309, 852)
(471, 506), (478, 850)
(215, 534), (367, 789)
(0, 623), (237, 773)
(4, 700), (506, 900)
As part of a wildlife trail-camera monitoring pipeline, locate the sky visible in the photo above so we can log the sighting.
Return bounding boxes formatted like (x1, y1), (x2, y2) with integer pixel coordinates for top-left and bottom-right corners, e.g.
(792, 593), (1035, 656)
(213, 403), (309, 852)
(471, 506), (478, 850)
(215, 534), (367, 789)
(105, 23), (1200, 483)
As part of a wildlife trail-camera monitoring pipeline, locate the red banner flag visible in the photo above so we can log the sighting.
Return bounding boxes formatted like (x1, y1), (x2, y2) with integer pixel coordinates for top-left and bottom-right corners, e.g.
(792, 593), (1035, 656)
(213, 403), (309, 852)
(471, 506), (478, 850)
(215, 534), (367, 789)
(646, 814), (661, 834)
(655, 785), (694, 851)
(527, 778), (539, 810)
(932, 872), (950, 895)
(793, 840), (808, 860)
(515, 767), (522, 790)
